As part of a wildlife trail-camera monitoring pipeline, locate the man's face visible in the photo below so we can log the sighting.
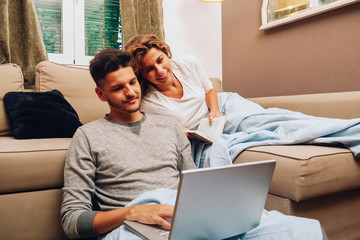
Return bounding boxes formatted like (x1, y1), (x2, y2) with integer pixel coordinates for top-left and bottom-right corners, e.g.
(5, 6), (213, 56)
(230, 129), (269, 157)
(95, 66), (142, 120)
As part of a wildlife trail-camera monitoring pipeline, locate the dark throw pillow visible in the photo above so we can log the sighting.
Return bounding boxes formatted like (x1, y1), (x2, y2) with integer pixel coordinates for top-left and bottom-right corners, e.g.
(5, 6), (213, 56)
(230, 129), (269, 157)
(3, 89), (82, 139)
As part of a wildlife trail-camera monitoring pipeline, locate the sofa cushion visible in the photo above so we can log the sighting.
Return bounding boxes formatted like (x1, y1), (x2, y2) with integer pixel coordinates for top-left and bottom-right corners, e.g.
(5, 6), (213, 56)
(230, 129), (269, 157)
(0, 136), (70, 194)
(265, 190), (360, 240)
(0, 63), (24, 136)
(0, 189), (66, 239)
(234, 145), (360, 202)
(35, 61), (109, 124)
(4, 89), (82, 139)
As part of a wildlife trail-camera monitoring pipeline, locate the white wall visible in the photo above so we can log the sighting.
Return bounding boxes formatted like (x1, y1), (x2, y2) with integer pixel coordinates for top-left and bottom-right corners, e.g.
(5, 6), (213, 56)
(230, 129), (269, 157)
(163, 0), (222, 80)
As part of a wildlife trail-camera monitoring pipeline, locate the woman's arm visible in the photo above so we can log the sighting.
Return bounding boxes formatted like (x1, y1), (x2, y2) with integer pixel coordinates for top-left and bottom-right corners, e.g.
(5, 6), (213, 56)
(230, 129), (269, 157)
(205, 89), (223, 125)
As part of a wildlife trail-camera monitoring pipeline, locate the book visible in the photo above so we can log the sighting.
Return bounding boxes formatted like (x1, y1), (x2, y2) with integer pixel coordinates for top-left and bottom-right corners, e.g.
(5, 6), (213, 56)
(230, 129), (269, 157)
(187, 116), (226, 143)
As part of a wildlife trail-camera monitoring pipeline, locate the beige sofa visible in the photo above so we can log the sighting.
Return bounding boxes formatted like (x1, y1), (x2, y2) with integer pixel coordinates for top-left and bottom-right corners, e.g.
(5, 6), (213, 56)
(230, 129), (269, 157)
(0, 61), (359, 240)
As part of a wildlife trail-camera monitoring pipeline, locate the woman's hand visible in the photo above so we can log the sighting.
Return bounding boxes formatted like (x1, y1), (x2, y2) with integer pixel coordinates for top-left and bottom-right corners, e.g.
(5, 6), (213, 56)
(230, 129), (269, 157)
(208, 111), (224, 126)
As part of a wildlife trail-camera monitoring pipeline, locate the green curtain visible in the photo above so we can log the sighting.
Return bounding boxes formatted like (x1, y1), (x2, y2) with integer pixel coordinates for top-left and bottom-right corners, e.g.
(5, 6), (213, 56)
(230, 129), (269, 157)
(119, 0), (165, 45)
(0, 0), (48, 86)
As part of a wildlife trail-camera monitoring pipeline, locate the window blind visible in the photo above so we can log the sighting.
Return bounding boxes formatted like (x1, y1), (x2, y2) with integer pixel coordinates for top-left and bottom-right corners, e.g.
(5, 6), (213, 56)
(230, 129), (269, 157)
(35, 0), (122, 58)
(85, 0), (122, 56)
(35, 0), (62, 54)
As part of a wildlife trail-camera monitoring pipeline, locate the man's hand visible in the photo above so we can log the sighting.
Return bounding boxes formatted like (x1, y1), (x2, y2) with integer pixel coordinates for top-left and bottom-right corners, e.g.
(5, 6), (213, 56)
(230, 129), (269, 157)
(127, 204), (174, 230)
(93, 204), (174, 234)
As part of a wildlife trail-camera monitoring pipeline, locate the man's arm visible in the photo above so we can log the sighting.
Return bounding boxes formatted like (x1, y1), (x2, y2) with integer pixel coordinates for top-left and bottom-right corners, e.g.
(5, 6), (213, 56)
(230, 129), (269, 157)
(61, 128), (99, 239)
(93, 204), (174, 234)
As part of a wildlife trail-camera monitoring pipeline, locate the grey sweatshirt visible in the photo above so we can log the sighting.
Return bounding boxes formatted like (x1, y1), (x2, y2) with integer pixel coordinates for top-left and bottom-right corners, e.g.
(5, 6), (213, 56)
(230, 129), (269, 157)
(61, 114), (195, 239)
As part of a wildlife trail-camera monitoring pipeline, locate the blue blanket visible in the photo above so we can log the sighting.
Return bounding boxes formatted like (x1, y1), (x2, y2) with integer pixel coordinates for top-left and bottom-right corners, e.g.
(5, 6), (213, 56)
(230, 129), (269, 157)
(192, 92), (360, 168)
(101, 189), (177, 240)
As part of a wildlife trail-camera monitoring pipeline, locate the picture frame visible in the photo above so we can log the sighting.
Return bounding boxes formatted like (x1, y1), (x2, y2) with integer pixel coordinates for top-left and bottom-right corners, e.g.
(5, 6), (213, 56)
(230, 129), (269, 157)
(260, 0), (360, 30)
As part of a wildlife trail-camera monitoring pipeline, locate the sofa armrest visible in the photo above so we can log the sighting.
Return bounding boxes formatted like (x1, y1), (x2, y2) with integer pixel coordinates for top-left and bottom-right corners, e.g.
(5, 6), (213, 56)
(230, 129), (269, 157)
(248, 91), (360, 119)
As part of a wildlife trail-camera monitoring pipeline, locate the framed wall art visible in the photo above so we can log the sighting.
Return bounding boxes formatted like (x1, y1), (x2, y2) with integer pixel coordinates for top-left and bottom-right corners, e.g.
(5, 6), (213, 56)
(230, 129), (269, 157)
(260, 0), (360, 30)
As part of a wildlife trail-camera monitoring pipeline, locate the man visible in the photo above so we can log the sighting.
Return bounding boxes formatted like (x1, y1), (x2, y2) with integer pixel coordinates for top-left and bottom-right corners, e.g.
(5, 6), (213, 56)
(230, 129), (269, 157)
(61, 49), (195, 239)
(61, 49), (326, 240)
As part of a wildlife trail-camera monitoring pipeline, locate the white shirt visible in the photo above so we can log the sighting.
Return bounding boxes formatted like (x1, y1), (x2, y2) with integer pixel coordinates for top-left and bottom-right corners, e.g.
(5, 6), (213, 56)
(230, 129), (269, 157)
(140, 55), (213, 129)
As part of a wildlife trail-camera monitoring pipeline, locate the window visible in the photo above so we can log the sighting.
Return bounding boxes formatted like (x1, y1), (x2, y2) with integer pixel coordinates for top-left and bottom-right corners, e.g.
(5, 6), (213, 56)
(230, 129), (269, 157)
(35, 0), (122, 66)
(267, 0), (314, 22)
(260, 0), (359, 30)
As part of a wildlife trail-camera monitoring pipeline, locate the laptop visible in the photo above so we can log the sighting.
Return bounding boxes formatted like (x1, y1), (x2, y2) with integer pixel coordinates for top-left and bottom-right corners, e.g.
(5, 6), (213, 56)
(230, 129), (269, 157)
(124, 159), (276, 240)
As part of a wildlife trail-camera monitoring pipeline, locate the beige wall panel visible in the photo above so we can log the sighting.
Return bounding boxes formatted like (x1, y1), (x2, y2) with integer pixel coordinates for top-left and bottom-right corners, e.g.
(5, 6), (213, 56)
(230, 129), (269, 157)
(222, 0), (360, 97)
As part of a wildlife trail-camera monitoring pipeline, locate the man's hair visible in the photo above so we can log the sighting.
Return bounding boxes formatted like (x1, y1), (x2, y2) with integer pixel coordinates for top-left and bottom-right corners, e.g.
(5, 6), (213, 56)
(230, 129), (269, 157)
(125, 34), (172, 95)
(89, 48), (134, 88)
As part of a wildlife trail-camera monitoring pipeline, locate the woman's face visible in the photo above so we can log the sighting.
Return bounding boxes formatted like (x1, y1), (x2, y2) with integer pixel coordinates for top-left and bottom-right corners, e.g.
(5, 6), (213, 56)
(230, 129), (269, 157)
(140, 47), (175, 88)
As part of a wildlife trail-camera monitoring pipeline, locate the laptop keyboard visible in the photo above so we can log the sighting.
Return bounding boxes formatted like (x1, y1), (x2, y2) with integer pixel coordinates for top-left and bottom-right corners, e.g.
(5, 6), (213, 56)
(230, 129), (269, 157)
(153, 227), (170, 239)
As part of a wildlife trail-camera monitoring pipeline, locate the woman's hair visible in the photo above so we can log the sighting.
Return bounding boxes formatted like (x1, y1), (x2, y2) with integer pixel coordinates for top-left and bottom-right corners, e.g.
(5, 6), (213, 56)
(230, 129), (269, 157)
(89, 48), (133, 88)
(125, 34), (172, 95)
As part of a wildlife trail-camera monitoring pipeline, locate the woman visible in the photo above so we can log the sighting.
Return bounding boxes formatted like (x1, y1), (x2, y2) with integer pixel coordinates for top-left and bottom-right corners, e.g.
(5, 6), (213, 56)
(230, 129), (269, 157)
(125, 34), (360, 168)
(125, 34), (223, 134)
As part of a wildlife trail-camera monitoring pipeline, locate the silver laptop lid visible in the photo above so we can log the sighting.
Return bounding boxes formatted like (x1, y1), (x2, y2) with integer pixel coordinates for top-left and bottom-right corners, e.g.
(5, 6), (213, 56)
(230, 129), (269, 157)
(169, 159), (276, 240)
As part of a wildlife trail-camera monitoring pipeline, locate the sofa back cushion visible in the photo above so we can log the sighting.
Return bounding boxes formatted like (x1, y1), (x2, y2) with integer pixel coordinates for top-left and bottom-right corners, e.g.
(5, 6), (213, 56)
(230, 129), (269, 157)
(35, 61), (109, 124)
(248, 91), (360, 119)
(209, 78), (223, 93)
(0, 63), (24, 135)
